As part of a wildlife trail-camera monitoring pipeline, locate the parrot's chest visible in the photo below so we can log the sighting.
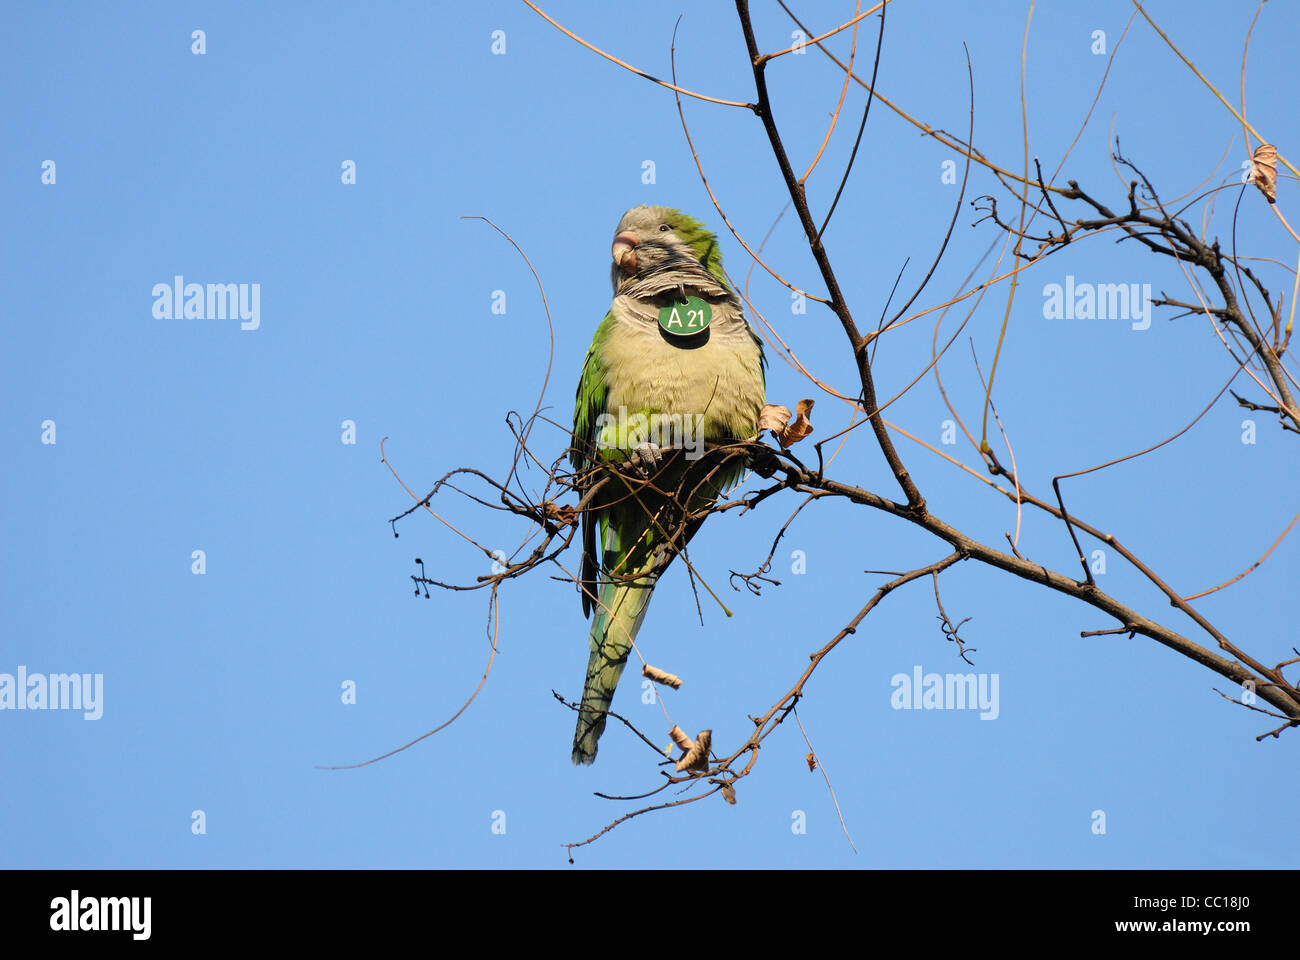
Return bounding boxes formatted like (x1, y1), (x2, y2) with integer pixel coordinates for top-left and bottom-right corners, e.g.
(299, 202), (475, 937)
(598, 296), (764, 444)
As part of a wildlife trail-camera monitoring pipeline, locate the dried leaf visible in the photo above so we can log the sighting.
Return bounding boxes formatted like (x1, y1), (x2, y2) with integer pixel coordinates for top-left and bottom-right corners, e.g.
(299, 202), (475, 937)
(758, 400), (816, 448)
(758, 403), (791, 435)
(541, 501), (577, 526)
(806, 752), (818, 772)
(642, 663), (682, 689)
(675, 728), (712, 772)
(668, 725), (694, 752)
(720, 783), (737, 805)
(1250, 143), (1277, 204)
(778, 398), (815, 448)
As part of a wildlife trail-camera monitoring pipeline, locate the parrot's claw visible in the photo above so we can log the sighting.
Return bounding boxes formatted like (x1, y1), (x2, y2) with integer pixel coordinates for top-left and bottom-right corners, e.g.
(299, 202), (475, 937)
(749, 444), (779, 478)
(631, 441), (664, 476)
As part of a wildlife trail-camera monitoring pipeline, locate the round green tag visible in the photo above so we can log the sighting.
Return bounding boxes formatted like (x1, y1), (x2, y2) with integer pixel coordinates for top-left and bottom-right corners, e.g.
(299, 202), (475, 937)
(658, 297), (712, 337)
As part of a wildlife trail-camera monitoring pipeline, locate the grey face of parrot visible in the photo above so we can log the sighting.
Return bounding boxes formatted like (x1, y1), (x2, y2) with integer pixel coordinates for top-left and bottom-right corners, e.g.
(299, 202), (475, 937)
(609, 205), (704, 293)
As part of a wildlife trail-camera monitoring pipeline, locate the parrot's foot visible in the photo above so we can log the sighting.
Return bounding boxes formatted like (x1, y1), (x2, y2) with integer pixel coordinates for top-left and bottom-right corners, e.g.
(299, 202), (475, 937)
(630, 441), (664, 476)
(748, 443), (779, 478)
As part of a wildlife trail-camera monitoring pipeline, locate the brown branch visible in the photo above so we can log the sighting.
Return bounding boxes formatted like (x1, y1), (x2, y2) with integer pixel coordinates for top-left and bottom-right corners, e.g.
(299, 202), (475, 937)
(792, 708), (857, 853)
(736, 0), (924, 512)
(522, 0), (753, 109)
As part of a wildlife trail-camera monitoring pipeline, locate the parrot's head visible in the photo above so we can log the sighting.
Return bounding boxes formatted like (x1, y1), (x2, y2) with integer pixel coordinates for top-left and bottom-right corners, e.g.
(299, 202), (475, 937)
(609, 205), (728, 293)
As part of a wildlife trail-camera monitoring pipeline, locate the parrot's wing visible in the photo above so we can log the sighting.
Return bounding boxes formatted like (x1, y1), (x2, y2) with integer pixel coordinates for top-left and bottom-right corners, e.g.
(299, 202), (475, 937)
(572, 312), (614, 618)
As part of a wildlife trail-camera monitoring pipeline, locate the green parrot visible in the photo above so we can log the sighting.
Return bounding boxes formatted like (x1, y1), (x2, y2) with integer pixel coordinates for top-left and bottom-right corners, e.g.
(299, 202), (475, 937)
(569, 204), (766, 765)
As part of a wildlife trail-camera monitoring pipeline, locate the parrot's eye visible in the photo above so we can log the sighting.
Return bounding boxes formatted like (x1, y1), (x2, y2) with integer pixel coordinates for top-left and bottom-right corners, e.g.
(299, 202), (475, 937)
(659, 224), (671, 232)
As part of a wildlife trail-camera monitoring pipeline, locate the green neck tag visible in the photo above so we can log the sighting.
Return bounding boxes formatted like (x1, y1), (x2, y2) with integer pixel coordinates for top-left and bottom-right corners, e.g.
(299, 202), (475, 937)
(658, 297), (712, 337)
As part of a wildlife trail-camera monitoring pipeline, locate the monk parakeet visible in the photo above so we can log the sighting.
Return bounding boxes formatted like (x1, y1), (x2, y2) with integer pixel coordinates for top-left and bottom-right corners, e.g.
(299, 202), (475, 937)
(569, 205), (766, 765)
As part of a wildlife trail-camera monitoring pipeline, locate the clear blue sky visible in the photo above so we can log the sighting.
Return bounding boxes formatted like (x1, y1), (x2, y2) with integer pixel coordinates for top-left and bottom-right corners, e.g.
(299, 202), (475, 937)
(4, 0), (1296, 868)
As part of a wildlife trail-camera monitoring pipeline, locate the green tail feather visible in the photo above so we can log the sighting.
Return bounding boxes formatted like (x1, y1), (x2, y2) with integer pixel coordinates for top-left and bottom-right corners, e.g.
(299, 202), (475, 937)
(570, 448), (742, 765)
(571, 566), (657, 766)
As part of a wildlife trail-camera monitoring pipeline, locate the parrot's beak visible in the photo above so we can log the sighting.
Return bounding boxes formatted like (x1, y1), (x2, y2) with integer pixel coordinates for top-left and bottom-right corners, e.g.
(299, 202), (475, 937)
(611, 232), (640, 273)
